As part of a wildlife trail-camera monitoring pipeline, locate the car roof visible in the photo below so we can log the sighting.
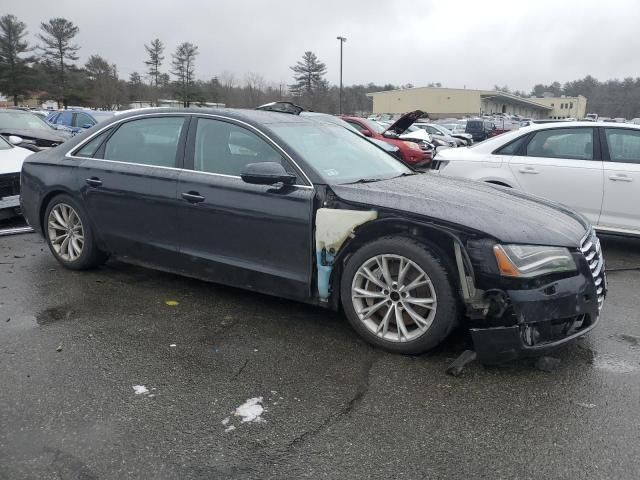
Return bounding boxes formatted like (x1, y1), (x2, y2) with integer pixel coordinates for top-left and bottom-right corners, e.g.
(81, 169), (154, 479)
(108, 107), (316, 126)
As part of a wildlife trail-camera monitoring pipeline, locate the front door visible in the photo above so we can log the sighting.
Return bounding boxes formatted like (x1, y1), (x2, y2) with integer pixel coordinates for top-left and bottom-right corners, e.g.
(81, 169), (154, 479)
(176, 116), (315, 300)
(508, 127), (604, 224)
(77, 115), (188, 267)
(599, 127), (640, 233)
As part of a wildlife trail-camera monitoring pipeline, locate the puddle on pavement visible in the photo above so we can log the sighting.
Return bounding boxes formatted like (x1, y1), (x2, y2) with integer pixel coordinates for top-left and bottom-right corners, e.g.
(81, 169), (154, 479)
(36, 306), (74, 325)
(592, 354), (639, 373)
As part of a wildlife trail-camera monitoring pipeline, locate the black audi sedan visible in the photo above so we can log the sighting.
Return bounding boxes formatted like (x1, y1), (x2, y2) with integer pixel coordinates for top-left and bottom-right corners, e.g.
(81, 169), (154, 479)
(20, 108), (606, 363)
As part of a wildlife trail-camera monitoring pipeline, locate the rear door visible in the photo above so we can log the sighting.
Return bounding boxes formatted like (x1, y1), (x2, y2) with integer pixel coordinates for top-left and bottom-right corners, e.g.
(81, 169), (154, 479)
(598, 127), (640, 232)
(508, 127), (604, 224)
(176, 116), (315, 300)
(76, 115), (188, 267)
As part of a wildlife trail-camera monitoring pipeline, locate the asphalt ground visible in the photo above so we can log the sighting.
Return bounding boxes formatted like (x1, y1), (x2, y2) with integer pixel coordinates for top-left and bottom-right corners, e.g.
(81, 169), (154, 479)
(1, 230), (640, 479)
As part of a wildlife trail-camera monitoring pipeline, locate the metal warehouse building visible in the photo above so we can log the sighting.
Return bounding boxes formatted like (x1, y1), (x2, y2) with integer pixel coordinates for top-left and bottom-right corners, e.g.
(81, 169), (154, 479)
(367, 86), (587, 120)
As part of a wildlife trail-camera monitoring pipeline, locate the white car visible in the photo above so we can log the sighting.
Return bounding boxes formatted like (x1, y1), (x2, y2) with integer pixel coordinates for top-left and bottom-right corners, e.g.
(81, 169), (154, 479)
(435, 121), (640, 236)
(0, 135), (33, 220)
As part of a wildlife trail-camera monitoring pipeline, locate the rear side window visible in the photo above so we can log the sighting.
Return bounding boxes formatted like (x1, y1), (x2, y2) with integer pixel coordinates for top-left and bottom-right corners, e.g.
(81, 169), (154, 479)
(495, 134), (528, 155)
(74, 112), (95, 128)
(526, 128), (594, 160)
(58, 111), (73, 126)
(102, 117), (185, 167)
(466, 121), (482, 130)
(605, 128), (640, 164)
(193, 118), (298, 180)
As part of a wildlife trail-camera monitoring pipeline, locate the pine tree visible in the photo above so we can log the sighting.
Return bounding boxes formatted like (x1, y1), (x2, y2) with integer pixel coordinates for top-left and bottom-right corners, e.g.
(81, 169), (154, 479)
(0, 14), (34, 106)
(38, 18), (80, 108)
(289, 51), (327, 96)
(171, 42), (198, 107)
(144, 38), (164, 105)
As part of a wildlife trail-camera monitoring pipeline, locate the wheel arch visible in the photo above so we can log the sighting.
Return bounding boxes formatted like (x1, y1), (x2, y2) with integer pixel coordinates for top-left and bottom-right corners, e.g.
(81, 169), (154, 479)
(327, 217), (468, 310)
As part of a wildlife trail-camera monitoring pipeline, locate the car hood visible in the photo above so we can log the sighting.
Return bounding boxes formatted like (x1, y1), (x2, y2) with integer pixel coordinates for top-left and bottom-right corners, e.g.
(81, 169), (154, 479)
(0, 128), (68, 143)
(399, 129), (431, 142)
(0, 146), (32, 175)
(331, 173), (588, 247)
(383, 110), (425, 136)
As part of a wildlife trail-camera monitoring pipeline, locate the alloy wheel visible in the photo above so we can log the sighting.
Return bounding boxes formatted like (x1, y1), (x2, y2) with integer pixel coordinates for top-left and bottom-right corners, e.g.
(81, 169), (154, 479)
(47, 203), (85, 261)
(351, 254), (437, 342)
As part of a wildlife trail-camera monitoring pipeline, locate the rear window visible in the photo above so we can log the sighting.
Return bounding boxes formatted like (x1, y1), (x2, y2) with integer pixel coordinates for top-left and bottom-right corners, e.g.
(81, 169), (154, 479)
(466, 121), (483, 129)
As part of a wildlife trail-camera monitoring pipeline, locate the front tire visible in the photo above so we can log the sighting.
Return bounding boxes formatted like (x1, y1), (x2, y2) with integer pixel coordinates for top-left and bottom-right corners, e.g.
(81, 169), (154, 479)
(340, 236), (459, 354)
(44, 194), (108, 270)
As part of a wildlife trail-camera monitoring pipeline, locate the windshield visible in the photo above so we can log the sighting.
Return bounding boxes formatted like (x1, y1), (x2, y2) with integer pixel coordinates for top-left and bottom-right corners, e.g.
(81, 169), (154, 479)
(270, 122), (411, 184)
(0, 111), (54, 131)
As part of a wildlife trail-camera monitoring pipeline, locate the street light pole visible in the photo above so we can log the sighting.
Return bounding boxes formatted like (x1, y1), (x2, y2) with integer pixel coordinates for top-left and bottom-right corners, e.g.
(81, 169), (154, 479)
(337, 36), (347, 114)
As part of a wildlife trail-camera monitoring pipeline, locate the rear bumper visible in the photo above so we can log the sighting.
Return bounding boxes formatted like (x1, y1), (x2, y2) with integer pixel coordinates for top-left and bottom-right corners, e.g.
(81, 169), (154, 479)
(470, 269), (605, 364)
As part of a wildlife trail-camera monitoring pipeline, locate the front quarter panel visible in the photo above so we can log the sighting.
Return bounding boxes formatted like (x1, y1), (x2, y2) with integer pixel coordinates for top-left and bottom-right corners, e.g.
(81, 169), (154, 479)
(20, 150), (81, 235)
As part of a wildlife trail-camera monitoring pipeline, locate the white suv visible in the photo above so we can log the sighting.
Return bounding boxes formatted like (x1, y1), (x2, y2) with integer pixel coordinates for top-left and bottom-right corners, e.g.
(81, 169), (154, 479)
(435, 121), (640, 236)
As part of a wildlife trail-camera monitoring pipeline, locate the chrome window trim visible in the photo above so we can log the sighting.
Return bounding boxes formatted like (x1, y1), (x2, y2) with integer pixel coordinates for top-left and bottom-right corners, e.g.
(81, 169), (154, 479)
(64, 111), (314, 187)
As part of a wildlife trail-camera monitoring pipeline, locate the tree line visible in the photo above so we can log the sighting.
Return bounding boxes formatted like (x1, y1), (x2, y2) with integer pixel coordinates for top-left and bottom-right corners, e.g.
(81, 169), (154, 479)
(1, 13), (639, 116)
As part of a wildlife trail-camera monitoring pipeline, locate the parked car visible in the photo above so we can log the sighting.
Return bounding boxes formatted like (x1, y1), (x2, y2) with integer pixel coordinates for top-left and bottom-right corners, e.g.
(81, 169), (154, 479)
(465, 118), (495, 142)
(21, 108), (605, 363)
(255, 102), (402, 160)
(47, 109), (115, 135)
(435, 121), (640, 236)
(0, 135), (33, 220)
(439, 123), (474, 144)
(341, 112), (432, 167)
(0, 109), (70, 151)
(414, 122), (470, 146)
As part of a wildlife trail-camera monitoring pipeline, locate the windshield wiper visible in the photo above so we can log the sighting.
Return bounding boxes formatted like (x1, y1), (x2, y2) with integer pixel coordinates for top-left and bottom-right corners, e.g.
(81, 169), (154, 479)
(346, 177), (385, 184)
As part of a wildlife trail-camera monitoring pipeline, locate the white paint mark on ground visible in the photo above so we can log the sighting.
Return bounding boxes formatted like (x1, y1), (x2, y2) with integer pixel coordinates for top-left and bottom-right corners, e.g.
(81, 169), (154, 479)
(234, 397), (264, 423)
(576, 402), (597, 409)
(169, 344), (177, 347)
(133, 385), (149, 395)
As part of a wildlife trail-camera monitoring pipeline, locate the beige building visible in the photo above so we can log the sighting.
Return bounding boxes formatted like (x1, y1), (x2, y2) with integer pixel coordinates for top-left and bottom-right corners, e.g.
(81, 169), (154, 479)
(531, 95), (587, 120)
(367, 86), (587, 120)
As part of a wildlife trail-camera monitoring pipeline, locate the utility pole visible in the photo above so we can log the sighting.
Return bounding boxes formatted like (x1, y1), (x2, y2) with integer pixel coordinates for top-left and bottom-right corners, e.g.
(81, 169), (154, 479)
(337, 36), (347, 114)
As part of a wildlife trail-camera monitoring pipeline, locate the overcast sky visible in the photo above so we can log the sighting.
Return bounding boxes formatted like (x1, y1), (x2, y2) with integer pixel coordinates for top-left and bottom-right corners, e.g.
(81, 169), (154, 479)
(7, 0), (640, 91)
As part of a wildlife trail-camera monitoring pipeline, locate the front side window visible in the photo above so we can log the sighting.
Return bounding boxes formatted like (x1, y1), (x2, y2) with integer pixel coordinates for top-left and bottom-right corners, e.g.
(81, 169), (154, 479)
(495, 134), (528, 155)
(75, 129), (112, 158)
(526, 128), (594, 160)
(605, 128), (640, 164)
(193, 118), (298, 180)
(270, 122), (410, 184)
(103, 116), (185, 167)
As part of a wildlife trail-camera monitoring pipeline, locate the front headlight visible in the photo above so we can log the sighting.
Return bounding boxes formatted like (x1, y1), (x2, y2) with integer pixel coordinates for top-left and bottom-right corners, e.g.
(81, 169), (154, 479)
(493, 244), (576, 278)
(402, 141), (421, 151)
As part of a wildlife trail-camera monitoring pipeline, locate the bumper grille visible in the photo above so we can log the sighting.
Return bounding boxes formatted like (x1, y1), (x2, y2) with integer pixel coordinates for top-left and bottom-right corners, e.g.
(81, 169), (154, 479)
(580, 229), (605, 310)
(0, 173), (20, 198)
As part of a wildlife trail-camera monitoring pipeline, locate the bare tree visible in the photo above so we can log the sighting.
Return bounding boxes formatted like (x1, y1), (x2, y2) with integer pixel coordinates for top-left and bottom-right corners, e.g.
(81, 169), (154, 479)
(171, 42), (198, 107)
(245, 72), (265, 107)
(38, 17), (80, 108)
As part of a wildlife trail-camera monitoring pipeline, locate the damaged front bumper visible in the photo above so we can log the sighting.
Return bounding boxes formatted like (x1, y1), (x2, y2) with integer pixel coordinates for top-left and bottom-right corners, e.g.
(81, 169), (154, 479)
(470, 267), (606, 364)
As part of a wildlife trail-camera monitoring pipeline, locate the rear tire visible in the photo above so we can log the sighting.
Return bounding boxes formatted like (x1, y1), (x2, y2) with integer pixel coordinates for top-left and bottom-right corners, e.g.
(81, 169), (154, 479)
(44, 194), (108, 270)
(340, 236), (459, 354)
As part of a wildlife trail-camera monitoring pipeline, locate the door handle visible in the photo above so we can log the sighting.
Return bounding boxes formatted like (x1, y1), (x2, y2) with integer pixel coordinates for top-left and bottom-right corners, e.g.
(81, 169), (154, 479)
(518, 167), (539, 174)
(609, 174), (633, 182)
(85, 177), (102, 187)
(181, 191), (205, 203)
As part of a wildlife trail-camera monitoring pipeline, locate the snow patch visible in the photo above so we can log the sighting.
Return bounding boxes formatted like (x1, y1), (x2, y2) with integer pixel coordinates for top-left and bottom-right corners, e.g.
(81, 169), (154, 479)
(234, 397), (264, 423)
(225, 425), (236, 433)
(133, 385), (149, 395)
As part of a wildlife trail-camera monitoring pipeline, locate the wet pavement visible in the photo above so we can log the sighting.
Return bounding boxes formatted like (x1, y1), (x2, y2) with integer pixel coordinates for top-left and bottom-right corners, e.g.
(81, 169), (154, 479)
(1, 232), (640, 480)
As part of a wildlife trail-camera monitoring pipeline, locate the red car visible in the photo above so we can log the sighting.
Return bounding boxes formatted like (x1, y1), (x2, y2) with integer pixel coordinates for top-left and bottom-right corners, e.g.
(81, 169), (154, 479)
(341, 111), (431, 167)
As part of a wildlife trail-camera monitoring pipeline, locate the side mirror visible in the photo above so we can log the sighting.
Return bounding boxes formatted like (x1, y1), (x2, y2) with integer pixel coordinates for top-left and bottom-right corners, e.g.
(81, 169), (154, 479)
(82, 123), (94, 129)
(241, 162), (296, 186)
(360, 129), (372, 137)
(7, 135), (23, 145)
